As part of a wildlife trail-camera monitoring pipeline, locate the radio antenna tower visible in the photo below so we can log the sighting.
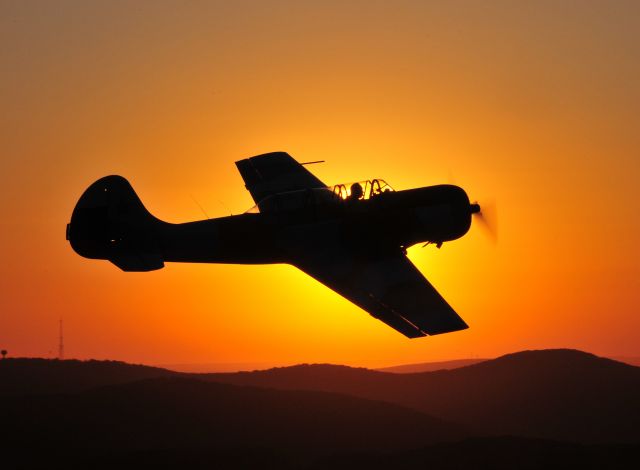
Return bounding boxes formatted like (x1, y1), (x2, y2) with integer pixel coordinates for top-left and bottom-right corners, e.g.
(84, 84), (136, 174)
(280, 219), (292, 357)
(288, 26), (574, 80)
(58, 318), (64, 360)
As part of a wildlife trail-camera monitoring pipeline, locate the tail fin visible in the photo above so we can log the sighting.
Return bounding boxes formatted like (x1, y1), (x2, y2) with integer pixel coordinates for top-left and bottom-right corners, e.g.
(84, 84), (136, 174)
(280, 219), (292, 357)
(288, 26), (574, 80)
(67, 175), (165, 271)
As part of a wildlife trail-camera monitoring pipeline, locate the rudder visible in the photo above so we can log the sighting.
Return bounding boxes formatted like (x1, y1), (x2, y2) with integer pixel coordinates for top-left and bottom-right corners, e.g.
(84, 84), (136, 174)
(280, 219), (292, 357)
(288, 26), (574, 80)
(67, 175), (165, 271)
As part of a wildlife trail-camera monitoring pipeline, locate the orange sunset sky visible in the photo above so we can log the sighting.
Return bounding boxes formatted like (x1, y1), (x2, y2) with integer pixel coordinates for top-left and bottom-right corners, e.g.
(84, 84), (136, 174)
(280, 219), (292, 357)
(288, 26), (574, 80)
(1, 1), (639, 369)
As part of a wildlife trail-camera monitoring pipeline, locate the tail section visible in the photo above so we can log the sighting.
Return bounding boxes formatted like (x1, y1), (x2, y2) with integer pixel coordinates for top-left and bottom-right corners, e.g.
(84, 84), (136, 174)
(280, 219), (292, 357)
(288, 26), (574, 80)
(67, 176), (165, 271)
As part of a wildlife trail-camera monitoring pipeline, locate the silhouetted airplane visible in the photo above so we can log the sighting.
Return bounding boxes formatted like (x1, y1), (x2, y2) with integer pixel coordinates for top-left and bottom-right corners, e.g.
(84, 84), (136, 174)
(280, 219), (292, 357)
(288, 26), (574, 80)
(67, 152), (488, 338)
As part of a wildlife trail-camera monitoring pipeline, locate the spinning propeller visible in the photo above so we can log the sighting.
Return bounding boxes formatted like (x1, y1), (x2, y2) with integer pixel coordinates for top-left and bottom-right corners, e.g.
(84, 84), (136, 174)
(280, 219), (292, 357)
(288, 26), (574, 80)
(470, 200), (498, 243)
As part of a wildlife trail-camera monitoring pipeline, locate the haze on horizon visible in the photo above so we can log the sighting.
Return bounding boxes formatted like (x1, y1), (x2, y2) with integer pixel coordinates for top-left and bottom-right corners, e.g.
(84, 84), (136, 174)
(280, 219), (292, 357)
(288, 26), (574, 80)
(1, 1), (639, 368)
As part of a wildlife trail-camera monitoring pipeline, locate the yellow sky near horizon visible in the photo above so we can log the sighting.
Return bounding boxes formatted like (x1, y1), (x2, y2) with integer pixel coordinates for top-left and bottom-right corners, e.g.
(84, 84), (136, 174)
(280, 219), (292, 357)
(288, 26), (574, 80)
(1, 1), (639, 368)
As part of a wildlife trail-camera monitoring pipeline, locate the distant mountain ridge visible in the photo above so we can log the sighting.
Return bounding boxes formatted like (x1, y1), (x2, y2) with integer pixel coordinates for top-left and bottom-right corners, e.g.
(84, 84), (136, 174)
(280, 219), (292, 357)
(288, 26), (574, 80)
(158, 354), (640, 374)
(377, 358), (488, 373)
(376, 355), (640, 374)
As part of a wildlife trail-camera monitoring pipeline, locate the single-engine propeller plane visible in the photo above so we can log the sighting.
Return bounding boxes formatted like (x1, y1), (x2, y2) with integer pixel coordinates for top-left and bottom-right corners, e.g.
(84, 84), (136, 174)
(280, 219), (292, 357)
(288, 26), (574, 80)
(67, 152), (491, 338)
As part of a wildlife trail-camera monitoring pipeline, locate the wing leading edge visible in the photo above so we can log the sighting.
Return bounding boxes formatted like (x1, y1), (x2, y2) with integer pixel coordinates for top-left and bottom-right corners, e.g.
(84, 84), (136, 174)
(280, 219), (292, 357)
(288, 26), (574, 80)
(295, 251), (468, 338)
(235, 152), (326, 204)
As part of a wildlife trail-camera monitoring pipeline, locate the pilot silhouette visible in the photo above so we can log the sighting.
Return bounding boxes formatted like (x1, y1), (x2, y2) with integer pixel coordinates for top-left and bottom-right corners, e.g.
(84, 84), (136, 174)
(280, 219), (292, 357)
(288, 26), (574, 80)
(349, 182), (364, 200)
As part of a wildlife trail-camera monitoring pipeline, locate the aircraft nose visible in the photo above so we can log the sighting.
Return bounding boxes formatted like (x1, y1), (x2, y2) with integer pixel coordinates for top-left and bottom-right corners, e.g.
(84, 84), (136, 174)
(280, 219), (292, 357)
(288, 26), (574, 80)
(469, 202), (481, 214)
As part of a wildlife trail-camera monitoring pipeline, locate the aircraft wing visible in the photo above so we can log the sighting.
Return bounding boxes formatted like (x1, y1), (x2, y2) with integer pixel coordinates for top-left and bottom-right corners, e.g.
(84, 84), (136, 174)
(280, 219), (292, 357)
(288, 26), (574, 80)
(235, 152), (327, 204)
(294, 250), (468, 338)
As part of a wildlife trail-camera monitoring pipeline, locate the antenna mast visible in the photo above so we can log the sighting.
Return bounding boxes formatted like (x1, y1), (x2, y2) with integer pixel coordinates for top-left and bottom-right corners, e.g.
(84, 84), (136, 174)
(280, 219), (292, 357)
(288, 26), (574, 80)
(58, 318), (64, 360)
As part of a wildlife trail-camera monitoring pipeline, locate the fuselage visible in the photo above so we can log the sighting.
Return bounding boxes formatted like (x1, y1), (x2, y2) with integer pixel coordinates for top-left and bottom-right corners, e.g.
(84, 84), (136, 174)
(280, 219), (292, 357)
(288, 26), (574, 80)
(135, 184), (473, 265)
(67, 175), (474, 270)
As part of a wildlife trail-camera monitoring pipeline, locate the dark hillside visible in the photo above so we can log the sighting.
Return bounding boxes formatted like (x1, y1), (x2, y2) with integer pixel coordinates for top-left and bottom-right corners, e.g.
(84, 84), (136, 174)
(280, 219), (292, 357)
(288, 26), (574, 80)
(203, 349), (640, 442)
(0, 377), (465, 465)
(0, 358), (176, 395)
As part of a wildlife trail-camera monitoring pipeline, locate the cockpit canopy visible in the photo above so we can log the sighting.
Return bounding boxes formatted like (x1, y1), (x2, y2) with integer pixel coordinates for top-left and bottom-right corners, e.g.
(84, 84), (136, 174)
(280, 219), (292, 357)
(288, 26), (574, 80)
(331, 179), (394, 201)
(245, 179), (394, 214)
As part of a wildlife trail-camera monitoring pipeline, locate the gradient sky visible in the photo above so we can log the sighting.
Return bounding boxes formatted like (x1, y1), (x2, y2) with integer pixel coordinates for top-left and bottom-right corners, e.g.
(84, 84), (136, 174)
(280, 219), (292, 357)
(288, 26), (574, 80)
(2, 1), (639, 368)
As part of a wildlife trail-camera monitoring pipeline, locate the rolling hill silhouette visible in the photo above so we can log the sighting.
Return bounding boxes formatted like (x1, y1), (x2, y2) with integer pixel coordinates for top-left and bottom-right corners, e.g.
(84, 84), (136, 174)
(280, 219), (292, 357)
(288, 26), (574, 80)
(0, 358), (176, 396)
(2, 348), (639, 460)
(202, 349), (640, 443)
(0, 376), (465, 468)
